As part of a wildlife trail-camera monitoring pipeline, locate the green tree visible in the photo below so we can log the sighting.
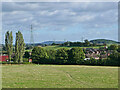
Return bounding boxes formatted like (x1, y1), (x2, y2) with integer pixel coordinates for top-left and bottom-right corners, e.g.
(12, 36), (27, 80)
(32, 47), (48, 64)
(68, 47), (85, 64)
(5, 31), (13, 63)
(55, 48), (69, 64)
(24, 51), (30, 58)
(108, 44), (118, 50)
(84, 39), (90, 47)
(46, 49), (56, 64)
(15, 31), (25, 63)
(118, 45), (120, 52)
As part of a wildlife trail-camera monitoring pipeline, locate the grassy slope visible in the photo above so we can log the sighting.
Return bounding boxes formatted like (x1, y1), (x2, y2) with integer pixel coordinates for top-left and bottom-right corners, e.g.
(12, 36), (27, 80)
(2, 64), (118, 88)
(2, 45), (103, 53)
(90, 39), (118, 45)
(43, 45), (101, 50)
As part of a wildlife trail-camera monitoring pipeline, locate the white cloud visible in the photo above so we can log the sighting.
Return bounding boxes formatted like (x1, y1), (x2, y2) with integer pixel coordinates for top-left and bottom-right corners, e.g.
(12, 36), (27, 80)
(2, 2), (118, 42)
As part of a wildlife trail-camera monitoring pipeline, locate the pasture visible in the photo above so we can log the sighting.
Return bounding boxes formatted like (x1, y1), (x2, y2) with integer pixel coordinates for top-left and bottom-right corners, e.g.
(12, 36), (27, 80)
(2, 64), (118, 88)
(42, 45), (102, 50)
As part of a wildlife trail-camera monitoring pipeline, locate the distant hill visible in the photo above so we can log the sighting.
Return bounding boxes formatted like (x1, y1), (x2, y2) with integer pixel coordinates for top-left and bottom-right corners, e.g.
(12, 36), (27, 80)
(25, 39), (119, 46)
(90, 39), (118, 44)
(25, 41), (65, 46)
(41, 41), (65, 45)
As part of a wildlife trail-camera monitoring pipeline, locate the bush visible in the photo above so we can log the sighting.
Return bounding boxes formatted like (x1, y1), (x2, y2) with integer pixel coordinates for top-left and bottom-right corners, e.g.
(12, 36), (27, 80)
(31, 46), (119, 66)
(32, 47), (48, 64)
(55, 48), (69, 64)
(46, 49), (56, 64)
(68, 47), (85, 64)
(23, 58), (29, 62)
(2, 61), (9, 64)
(108, 44), (118, 50)
(24, 51), (30, 58)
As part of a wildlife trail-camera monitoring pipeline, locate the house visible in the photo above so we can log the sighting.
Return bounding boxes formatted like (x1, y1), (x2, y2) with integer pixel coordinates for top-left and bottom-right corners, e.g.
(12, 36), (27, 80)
(85, 53), (100, 60)
(29, 58), (32, 62)
(0, 55), (8, 62)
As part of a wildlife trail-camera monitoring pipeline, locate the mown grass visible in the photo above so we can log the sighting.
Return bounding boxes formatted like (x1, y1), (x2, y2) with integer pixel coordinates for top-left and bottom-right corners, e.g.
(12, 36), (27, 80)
(43, 45), (102, 50)
(24, 45), (102, 52)
(2, 64), (118, 88)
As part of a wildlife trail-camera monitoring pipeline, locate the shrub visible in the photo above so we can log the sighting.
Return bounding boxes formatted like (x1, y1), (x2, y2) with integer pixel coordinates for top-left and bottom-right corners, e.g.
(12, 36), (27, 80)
(23, 58), (29, 62)
(108, 44), (118, 50)
(32, 47), (48, 64)
(24, 51), (30, 58)
(55, 48), (69, 64)
(46, 49), (56, 64)
(68, 47), (85, 64)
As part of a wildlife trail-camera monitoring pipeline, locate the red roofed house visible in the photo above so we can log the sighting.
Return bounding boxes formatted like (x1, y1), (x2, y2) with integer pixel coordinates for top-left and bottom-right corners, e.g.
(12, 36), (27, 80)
(0, 55), (9, 62)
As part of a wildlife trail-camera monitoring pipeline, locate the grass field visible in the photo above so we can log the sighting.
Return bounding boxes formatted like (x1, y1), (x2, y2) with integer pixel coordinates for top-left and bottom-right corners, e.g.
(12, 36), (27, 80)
(2, 64), (118, 88)
(42, 45), (102, 50)
(1, 45), (103, 53)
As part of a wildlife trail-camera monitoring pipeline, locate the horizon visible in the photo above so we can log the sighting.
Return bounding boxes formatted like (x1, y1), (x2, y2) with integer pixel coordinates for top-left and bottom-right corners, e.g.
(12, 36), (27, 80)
(2, 2), (118, 44)
(1, 38), (119, 45)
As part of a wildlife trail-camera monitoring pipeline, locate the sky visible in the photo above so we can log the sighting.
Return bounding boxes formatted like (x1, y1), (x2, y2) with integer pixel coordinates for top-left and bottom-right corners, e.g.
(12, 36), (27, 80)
(2, 2), (118, 44)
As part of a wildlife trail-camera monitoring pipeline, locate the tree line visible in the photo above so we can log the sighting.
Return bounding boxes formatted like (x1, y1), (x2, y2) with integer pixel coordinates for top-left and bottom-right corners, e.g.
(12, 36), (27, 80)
(5, 31), (25, 64)
(3, 31), (120, 66)
(61, 39), (103, 47)
(31, 47), (85, 65)
(31, 46), (120, 66)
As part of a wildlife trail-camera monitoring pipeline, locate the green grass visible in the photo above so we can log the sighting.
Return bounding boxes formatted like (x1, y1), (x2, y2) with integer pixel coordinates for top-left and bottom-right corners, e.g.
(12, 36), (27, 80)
(25, 49), (32, 52)
(43, 45), (102, 50)
(2, 64), (118, 88)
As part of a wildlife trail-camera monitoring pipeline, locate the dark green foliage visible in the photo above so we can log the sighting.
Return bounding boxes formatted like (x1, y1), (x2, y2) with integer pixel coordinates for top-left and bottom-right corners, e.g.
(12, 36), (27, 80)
(32, 47), (48, 64)
(55, 48), (69, 64)
(84, 58), (97, 65)
(107, 50), (120, 66)
(90, 39), (118, 44)
(62, 40), (94, 47)
(51, 43), (56, 45)
(84, 39), (90, 47)
(5, 31), (13, 63)
(15, 31), (25, 63)
(108, 44), (118, 50)
(46, 49), (56, 64)
(24, 51), (30, 58)
(2, 45), (6, 51)
(25, 45), (32, 50)
(31, 46), (119, 66)
(68, 47), (85, 64)
(118, 45), (120, 52)
(32, 47), (85, 65)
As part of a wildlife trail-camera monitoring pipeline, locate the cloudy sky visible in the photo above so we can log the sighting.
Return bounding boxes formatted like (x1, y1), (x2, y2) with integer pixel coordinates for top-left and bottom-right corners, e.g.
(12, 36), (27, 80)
(2, 2), (118, 44)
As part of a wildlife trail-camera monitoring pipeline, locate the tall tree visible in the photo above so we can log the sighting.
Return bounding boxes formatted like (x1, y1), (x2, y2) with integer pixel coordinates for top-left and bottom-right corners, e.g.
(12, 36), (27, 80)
(15, 31), (25, 63)
(55, 48), (69, 64)
(5, 31), (13, 63)
(15, 33), (19, 63)
(68, 47), (85, 64)
(108, 44), (118, 50)
(84, 39), (90, 47)
(32, 47), (48, 64)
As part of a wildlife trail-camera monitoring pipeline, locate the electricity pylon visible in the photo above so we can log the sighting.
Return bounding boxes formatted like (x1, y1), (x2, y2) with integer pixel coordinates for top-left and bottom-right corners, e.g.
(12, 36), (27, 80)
(30, 25), (34, 46)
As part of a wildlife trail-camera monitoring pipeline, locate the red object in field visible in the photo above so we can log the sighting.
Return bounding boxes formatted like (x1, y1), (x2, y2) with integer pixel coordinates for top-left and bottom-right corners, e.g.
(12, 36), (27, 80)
(0, 55), (9, 62)
(29, 59), (32, 62)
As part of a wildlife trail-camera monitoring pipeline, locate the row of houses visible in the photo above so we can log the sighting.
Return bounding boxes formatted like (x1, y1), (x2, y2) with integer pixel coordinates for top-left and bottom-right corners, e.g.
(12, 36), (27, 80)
(83, 46), (113, 60)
